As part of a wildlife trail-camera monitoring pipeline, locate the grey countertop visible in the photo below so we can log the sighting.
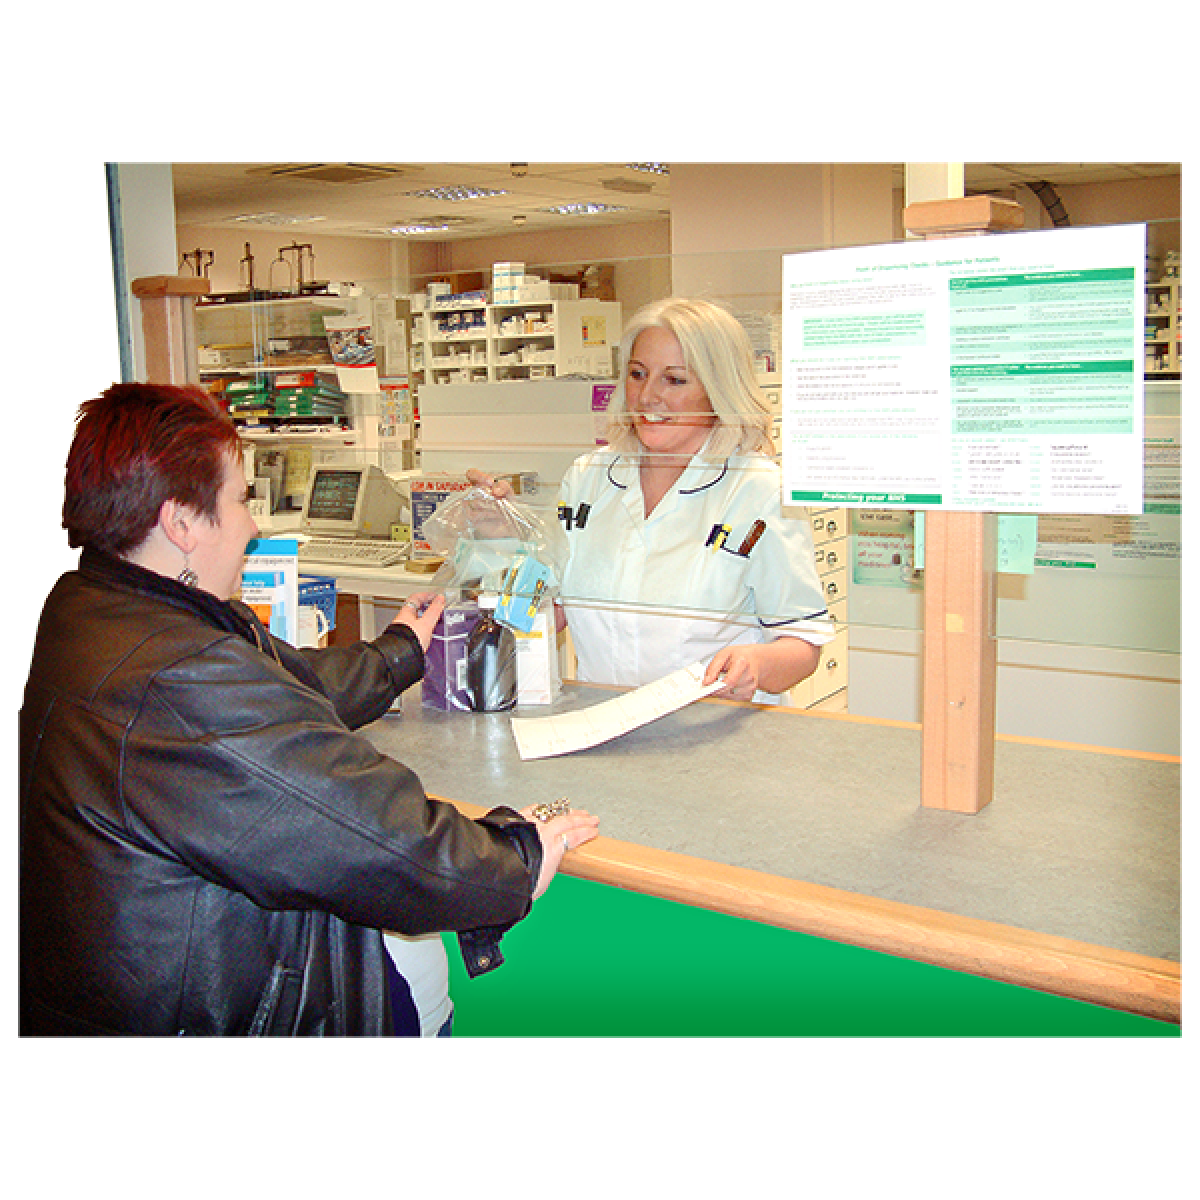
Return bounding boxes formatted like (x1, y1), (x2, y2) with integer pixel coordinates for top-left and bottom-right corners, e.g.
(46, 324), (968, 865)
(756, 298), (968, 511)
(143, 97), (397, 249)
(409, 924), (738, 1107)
(364, 685), (1180, 961)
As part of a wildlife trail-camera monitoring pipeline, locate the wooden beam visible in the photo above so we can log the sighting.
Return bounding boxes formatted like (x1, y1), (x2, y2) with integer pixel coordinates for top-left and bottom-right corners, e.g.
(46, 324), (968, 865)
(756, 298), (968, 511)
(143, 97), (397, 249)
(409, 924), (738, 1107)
(903, 194), (1026, 237)
(131, 275), (210, 385)
(130, 275), (211, 298)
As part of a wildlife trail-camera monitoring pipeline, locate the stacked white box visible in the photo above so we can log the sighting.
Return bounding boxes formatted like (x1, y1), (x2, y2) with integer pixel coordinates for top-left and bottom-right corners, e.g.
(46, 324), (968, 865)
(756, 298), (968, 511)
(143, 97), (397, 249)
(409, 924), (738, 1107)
(492, 261), (524, 304)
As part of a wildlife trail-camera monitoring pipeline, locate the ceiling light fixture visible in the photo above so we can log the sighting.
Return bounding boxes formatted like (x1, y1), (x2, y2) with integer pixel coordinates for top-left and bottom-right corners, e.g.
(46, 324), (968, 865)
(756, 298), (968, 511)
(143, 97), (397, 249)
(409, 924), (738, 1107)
(387, 222), (451, 235)
(539, 202), (629, 216)
(230, 212), (328, 226)
(403, 185), (508, 202)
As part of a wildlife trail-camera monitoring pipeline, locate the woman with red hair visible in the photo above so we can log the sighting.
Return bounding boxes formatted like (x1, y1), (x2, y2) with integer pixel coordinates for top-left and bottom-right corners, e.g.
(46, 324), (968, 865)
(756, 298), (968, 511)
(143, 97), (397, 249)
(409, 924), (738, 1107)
(20, 382), (596, 1036)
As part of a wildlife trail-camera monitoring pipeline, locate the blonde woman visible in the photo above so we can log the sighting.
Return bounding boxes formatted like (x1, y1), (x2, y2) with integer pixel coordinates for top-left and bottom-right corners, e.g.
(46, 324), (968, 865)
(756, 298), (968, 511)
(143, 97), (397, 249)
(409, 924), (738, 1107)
(474, 297), (832, 705)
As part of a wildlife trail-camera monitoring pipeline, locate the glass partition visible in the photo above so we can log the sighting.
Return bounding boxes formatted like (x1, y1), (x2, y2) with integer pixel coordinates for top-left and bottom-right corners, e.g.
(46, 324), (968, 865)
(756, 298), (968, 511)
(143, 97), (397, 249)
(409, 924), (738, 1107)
(204, 218), (1180, 670)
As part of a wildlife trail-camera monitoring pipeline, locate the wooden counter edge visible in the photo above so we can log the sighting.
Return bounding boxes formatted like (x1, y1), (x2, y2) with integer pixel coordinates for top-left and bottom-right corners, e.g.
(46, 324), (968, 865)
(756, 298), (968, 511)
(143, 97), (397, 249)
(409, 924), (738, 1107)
(443, 797), (1181, 1025)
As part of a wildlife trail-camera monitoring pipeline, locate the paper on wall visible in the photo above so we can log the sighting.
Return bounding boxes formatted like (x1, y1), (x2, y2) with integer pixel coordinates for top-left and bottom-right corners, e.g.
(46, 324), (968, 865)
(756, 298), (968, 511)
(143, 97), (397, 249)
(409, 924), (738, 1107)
(510, 661), (724, 760)
(323, 314), (380, 393)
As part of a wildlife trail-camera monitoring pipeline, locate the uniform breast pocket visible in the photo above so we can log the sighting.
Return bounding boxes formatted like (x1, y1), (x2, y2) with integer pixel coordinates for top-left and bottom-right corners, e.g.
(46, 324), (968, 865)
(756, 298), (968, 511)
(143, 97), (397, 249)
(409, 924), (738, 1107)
(688, 544), (756, 617)
(562, 535), (622, 603)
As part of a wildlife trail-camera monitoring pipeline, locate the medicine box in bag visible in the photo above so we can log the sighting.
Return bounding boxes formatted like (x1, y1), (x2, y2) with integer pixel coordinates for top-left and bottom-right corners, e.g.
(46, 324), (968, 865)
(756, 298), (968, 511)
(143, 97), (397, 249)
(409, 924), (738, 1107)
(421, 601), (482, 710)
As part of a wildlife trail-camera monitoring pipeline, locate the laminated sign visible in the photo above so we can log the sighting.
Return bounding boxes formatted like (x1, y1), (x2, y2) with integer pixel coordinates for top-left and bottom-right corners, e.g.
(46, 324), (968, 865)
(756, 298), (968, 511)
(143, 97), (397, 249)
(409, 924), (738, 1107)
(781, 223), (1147, 515)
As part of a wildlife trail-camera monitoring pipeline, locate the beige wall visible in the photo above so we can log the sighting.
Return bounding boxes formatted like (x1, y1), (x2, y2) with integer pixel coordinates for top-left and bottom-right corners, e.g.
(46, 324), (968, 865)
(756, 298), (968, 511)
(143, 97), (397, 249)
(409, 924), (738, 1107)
(667, 163), (896, 312)
(670, 162), (896, 256)
(1052, 174), (1181, 264)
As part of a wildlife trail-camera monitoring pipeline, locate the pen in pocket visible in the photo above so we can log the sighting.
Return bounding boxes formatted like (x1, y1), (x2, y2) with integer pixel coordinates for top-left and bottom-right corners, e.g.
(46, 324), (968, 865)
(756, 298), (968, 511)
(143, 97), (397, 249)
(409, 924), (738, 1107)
(705, 523), (731, 551)
(735, 519), (767, 557)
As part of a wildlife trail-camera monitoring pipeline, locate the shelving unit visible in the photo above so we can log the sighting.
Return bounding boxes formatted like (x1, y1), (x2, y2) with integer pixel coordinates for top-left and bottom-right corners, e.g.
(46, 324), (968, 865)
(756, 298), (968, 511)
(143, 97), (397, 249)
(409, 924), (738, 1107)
(195, 291), (416, 514)
(410, 298), (622, 386)
(1145, 277), (1182, 376)
(197, 292), (352, 361)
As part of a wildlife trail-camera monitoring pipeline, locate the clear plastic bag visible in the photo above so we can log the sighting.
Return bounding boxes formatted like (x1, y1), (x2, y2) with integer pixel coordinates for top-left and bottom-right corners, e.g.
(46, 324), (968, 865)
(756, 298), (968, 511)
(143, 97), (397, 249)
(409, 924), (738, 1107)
(423, 486), (569, 600)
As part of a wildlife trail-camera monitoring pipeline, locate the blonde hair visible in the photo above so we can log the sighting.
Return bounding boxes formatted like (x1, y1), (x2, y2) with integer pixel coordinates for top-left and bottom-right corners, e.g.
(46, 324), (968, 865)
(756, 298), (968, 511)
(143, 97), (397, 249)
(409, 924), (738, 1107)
(604, 297), (774, 459)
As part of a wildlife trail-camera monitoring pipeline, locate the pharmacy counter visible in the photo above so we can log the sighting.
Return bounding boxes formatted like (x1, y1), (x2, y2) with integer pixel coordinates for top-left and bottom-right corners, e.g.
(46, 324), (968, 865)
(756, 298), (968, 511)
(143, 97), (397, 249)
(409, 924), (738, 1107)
(363, 684), (1181, 1022)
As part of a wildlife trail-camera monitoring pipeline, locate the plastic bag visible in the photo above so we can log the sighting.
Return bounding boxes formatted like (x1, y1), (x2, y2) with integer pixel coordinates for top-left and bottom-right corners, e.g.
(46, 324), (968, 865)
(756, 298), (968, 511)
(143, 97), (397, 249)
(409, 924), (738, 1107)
(423, 486), (569, 602)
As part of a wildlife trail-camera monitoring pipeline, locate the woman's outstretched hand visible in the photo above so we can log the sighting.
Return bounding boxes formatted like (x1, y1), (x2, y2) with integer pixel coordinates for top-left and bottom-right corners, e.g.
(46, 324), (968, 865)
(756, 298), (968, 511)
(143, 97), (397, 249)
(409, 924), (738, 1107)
(390, 592), (446, 652)
(520, 803), (600, 899)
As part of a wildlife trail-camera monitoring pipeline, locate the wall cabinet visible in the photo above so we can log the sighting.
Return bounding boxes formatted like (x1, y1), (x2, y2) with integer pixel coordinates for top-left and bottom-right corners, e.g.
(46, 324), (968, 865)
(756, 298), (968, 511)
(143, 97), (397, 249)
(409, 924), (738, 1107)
(1145, 278), (1182, 376)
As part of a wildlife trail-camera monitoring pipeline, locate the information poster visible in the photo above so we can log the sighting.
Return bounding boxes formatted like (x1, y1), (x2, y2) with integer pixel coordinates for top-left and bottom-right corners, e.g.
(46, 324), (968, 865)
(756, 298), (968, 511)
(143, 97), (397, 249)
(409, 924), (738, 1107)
(781, 224), (1146, 514)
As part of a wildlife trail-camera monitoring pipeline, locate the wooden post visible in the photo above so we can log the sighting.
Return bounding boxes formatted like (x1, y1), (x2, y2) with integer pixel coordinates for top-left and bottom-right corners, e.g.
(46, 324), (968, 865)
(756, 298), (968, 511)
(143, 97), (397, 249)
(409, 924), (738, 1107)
(130, 275), (210, 385)
(920, 509), (999, 812)
(904, 196), (1024, 814)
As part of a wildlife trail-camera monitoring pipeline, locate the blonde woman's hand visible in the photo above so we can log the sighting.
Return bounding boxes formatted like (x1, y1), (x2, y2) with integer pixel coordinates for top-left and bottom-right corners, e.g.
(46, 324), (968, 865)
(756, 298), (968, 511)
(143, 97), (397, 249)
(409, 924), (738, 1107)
(703, 644), (765, 702)
(703, 638), (820, 701)
(466, 468), (514, 501)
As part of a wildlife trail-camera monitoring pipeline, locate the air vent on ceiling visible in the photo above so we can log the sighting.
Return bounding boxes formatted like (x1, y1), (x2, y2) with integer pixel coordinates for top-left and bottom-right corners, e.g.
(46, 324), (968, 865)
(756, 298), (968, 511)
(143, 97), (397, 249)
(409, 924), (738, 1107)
(601, 176), (655, 194)
(263, 163), (409, 185)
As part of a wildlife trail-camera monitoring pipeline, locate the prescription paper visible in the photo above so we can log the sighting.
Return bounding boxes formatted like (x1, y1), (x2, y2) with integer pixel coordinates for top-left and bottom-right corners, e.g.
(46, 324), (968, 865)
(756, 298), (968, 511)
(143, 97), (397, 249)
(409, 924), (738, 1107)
(510, 662), (724, 760)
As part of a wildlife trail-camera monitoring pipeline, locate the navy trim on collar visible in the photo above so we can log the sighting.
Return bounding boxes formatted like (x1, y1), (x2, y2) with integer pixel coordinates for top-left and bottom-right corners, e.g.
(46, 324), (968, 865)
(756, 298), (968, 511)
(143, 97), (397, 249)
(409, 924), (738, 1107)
(679, 459), (729, 495)
(606, 455), (731, 494)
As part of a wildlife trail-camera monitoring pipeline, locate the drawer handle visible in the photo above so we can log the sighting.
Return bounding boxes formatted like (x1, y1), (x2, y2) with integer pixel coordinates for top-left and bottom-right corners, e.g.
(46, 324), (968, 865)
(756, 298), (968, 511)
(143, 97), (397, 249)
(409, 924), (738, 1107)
(825, 658), (838, 673)
(826, 519), (838, 535)
(826, 581), (840, 597)
(826, 550), (839, 567)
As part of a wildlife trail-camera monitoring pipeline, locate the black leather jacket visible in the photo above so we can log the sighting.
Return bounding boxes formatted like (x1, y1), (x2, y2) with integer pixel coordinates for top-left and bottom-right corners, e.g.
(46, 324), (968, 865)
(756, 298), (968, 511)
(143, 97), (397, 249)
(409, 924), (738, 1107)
(20, 548), (542, 1036)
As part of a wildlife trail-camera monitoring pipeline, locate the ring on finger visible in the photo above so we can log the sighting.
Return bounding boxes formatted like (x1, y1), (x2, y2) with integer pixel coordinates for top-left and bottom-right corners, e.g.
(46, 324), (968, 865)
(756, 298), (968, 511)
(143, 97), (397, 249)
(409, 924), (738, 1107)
(531, 797), (572, 823)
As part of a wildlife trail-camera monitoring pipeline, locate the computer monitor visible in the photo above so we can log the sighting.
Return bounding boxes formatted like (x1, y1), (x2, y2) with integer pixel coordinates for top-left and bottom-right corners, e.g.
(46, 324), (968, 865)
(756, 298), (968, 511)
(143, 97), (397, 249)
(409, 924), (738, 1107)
(302, 464), (406, 538)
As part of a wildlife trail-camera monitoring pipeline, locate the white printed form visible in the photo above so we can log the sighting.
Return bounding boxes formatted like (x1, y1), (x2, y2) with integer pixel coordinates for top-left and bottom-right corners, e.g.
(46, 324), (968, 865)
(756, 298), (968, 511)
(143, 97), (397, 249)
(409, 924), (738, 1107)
(510, 662), (725, 761)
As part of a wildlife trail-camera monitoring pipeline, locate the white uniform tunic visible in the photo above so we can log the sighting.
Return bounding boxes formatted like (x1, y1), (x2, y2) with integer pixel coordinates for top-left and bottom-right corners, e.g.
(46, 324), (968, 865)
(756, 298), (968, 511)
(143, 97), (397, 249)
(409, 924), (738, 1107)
(558, 449), (833, 704)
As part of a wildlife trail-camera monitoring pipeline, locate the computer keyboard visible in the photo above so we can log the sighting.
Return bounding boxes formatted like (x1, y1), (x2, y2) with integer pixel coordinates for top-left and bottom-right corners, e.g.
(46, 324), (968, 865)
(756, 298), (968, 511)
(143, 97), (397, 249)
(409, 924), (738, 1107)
(298, 537), (408, 568)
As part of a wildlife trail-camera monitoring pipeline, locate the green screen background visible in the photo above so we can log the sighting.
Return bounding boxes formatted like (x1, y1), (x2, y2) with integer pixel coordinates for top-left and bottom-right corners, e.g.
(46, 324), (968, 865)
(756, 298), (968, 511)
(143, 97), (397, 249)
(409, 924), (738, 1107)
(445, 875), (1177, 1037)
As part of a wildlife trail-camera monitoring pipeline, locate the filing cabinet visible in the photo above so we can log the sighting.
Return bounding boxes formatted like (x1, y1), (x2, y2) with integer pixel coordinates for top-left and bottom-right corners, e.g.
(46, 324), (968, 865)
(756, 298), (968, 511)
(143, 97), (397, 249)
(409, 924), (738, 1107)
(788, 505), (848, 711)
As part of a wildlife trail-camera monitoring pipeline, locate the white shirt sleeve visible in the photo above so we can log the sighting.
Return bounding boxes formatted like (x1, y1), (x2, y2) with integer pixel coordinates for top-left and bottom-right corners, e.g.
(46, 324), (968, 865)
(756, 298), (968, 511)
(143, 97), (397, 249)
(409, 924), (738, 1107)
(744, 508), (835, 645)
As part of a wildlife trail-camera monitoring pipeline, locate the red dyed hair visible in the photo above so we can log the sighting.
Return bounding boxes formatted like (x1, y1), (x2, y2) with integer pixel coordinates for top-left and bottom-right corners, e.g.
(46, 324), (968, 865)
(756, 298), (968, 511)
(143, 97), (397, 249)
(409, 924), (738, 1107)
(63, 382), (242, 555)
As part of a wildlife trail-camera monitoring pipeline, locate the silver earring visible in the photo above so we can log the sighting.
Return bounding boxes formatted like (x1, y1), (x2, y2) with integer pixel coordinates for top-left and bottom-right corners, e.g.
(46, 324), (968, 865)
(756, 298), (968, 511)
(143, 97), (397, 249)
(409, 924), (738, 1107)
(178, 559), (199, 588)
